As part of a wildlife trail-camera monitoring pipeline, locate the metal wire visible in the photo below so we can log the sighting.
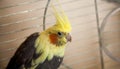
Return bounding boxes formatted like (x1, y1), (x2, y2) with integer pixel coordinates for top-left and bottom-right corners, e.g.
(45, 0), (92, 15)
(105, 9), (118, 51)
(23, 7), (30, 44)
(43, 0), (51, 30)
(94, 0), (105, 69)
(100, 7), (120, 62)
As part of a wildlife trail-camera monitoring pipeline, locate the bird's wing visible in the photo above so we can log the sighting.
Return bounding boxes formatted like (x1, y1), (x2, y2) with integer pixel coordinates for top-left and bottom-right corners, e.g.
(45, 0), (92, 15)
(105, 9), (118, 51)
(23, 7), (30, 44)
(6, 32), (39, 69)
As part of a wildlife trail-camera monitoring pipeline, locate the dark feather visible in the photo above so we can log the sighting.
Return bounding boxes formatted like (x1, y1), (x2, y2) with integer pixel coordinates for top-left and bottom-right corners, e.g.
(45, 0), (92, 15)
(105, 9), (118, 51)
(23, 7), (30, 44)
(6, 32), (39, 69)
(36, 56), (63, 69)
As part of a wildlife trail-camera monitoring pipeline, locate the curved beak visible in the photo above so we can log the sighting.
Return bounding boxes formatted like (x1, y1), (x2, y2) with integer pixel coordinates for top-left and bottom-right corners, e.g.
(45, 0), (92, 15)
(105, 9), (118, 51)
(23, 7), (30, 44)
(66, 33), (72, 42)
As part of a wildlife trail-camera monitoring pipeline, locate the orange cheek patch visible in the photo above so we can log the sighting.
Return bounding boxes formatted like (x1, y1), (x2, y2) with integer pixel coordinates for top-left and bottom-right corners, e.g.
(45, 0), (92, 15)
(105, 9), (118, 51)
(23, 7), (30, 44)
(49, 34), (58, 44)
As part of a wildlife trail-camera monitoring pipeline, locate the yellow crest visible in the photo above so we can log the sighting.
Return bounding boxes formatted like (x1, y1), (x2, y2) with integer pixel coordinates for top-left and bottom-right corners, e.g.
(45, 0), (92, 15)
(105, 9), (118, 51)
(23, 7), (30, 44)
(51, 2), (71, 33)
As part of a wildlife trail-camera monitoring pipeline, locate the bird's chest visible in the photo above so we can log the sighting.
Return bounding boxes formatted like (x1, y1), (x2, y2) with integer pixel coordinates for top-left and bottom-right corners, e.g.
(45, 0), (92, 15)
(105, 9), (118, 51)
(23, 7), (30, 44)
(47, 45), (65, 60)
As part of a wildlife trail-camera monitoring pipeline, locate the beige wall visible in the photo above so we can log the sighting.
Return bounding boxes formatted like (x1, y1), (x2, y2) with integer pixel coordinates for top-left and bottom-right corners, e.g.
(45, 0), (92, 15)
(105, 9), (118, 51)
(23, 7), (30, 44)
(0, 0), (120, 69)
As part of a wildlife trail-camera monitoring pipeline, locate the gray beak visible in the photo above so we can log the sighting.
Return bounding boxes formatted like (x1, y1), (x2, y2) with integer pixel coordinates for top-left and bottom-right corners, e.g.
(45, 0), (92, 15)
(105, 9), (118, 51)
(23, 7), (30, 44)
(66, 33), (72, 42)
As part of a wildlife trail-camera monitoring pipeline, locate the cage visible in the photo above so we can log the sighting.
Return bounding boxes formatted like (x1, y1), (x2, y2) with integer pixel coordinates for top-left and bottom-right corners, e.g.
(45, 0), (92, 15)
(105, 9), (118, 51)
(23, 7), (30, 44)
(0, 0), (120, 69)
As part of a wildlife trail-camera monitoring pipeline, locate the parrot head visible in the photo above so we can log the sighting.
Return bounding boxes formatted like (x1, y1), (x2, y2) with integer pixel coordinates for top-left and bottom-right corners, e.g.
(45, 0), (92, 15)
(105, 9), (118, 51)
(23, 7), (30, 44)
(47, 29), (71, 46)
(45, 6), (72, 46)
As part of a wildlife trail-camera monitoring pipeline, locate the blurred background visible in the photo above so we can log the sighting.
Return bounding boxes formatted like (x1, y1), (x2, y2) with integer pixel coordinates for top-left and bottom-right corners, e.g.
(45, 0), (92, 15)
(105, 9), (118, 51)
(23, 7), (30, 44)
(0, 0), (120, 69)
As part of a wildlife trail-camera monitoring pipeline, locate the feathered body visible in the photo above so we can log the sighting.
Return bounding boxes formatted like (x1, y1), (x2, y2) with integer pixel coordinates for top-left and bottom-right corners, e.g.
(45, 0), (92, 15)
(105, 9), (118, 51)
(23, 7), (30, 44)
(6, 4), (72, 69)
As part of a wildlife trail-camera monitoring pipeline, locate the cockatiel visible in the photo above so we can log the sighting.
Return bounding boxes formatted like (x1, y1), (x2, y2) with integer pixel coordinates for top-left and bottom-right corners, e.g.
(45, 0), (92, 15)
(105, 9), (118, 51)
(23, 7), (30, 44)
(6, 3), (72, 69)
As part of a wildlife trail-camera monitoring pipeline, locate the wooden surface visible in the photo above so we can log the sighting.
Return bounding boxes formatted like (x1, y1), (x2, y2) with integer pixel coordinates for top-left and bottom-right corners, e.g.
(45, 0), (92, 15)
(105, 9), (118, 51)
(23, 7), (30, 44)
(0, 0), (120, 69)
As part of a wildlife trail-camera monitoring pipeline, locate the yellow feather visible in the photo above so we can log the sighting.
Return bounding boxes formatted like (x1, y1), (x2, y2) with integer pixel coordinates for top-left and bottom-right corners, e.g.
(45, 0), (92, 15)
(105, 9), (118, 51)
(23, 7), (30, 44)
(50, 2), (72, 33)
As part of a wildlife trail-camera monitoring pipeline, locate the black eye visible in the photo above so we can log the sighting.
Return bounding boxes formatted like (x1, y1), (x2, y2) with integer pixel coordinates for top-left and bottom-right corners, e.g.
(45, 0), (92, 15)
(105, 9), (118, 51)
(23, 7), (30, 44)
(58, 32), (62, 36)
